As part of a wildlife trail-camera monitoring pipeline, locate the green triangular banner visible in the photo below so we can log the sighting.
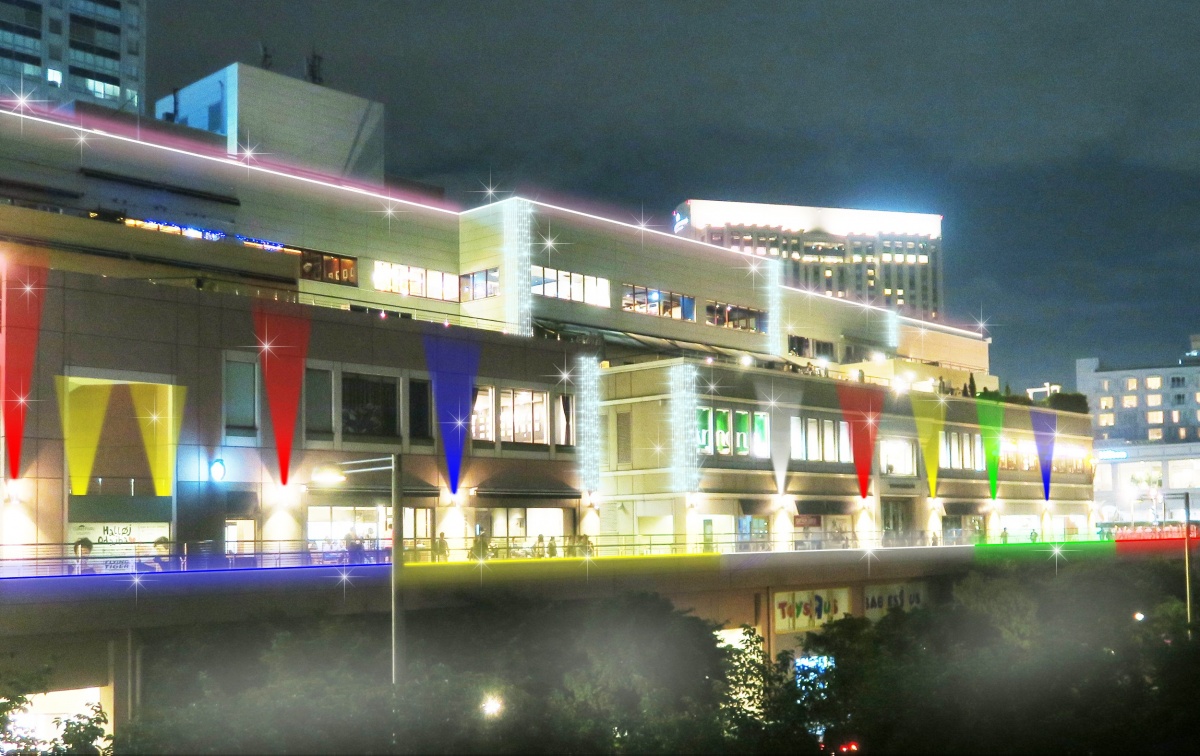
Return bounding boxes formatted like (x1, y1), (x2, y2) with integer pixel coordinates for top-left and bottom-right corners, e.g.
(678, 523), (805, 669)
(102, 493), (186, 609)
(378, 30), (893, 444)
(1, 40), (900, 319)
(976, 398), (1005, 500)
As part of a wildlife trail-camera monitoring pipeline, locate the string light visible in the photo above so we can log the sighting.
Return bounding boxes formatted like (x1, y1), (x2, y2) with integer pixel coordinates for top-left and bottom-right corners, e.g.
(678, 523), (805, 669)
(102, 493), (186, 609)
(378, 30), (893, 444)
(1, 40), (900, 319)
(669, 363), (700, 493)
(577, 355), (602, 492)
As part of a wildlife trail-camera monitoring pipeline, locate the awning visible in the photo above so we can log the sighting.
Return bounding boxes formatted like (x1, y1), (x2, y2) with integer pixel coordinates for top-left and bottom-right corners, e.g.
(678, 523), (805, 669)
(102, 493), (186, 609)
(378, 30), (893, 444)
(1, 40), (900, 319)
(739, 499), (774, 516)
(944, 501), (985, 516)
(795, 499), (854, 516)
(472, 473), (581, 504)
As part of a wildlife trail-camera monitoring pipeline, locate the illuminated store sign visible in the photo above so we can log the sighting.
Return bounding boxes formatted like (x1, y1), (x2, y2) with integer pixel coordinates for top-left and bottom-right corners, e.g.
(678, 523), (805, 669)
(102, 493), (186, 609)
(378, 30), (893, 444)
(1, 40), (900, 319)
(774, 587), (850, 632)
(863, 581), (927, 621)
(698, 406), (769, 458)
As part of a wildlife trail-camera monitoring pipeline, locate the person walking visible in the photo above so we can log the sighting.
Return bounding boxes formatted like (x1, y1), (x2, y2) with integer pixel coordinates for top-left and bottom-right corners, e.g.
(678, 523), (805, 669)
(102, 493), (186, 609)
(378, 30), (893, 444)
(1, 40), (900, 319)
(435, 531), (449, 562)
(548, 536), (558, 558)
(1029, 529), (1039, 543)
(533, 534), (546, 559)
(1001, 527), (1009, 545)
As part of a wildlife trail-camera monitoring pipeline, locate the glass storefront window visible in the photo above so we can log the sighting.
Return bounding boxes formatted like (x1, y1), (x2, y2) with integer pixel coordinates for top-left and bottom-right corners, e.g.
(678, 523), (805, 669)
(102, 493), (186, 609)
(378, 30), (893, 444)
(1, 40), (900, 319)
(306, 506), (386, 551)
(698, 407), (714, 455)
(752, 412), (770, 459)
(790, 416), (804, 460)
(556, 395), (575, 445)
(823, 420), (838, 463)
(734, 411), (750, 456)
(472, 386), (494, 441)
(500, 388), (548, 443)
(1168, 458), (1200, 489)
(838, 421), (852, 464)
(806, 417), (821, 460)
(715, 409), (732, 455)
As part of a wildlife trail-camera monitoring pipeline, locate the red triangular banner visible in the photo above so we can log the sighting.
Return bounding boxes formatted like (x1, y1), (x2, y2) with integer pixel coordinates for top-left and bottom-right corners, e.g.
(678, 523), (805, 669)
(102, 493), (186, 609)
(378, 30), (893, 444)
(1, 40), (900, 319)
(252, 301), (311, 485)
(835, 383), (885, 499)
(2, 262), (48, 480)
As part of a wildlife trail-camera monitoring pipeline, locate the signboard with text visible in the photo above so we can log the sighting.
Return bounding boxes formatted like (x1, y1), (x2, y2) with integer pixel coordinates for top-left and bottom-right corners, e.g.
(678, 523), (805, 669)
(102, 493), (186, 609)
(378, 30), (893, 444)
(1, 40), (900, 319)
(863, 581), (928, 621)
(774, 587), (850, 633)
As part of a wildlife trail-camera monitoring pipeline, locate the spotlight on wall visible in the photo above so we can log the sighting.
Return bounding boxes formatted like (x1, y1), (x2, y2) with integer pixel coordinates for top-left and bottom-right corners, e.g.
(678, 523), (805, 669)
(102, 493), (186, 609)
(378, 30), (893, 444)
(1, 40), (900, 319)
(311, 465), (346, 485)
(209, 458), (226, 482)
(740, 354), (754, 367)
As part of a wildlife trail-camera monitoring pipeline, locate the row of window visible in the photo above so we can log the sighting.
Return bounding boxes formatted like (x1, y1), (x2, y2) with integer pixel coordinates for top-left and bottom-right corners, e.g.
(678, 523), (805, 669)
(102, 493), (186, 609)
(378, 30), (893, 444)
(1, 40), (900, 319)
(697, 407), (771, 458)
(1102, 375), (1193, 392)
(1097, 409), (1200, 427)
(621, 284), (696, 321)
(1101, 392), (1200, 410)
(224, 359), (573, 446)
(531, 266), (610, 307)
(371, 261), (459, 302)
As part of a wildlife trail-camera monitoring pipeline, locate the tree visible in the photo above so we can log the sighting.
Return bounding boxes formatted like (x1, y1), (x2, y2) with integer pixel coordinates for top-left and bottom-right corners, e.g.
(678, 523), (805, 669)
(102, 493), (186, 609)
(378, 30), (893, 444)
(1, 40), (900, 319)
(968, 373), (977, 397)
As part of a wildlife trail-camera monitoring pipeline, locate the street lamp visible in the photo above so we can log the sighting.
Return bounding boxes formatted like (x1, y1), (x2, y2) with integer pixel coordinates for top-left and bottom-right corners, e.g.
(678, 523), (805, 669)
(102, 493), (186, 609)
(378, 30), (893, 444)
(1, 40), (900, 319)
(311, 454), (404, 684)
(1164, 492), (1193, 639)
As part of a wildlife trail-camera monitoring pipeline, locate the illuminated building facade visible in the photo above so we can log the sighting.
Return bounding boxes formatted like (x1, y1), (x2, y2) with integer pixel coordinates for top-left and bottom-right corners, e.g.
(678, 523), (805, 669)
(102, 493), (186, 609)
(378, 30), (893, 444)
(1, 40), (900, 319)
(0, 0), (146, 112)
(1079, 339), (1200, 524)
(0, 68), (1095, 563)
(673, 199), (945, 320)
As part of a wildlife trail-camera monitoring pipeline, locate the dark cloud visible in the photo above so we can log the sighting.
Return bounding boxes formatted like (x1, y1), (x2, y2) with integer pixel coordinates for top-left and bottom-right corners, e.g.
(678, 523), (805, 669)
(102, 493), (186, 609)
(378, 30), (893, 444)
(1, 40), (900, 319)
(148, 0), (1200, 389)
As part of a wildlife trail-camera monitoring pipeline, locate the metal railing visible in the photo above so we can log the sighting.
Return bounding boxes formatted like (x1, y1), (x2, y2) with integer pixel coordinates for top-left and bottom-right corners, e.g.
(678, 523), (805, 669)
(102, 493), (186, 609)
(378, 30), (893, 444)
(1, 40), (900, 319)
(0, 528), (1144, 579)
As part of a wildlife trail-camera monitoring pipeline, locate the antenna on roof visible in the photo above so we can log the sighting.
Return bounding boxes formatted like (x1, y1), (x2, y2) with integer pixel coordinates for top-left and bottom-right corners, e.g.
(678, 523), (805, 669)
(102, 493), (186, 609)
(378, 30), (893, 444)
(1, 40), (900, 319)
(259, 42), (274, 70)
(306, 47), (323, 85)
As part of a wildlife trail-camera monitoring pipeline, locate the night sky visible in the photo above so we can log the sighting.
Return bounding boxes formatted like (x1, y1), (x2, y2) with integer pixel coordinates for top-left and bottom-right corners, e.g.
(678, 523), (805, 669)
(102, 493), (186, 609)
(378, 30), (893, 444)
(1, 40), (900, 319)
(148, 1), (1200, 392)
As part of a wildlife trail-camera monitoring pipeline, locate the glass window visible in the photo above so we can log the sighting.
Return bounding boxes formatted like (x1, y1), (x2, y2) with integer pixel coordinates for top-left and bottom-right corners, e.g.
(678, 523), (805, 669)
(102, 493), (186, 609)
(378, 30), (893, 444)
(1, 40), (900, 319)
(949, 432), (961, 468)
(342, 373), (398, 438)
(734, 411), (750, 456)
(789, 416), (804, 460)
(752, 412), (770, 458)
(471, 387), (494, 441)
(1125, 377), (1138, 391)
(304, 367), (333, 439)
(408, 378), (432, 440)
(1171, 410), (1181, 424)
(1147, 394), (1162, 407)
(938, 431), (949, 469)
(974, 434), (985, 471)
(224, 359), (256, 436)
(1147, 376), (1162, 390)
(1098, 396), (1114, 410)
(1098, 413), (1115, 427)
(838, 421), (852, 464)
(822, 420), (838, 463)
(715, 410), (732, 455)
(806, 418), (821, 460)
(556, 395), (575, 446)
(1147, 411), (1164, 425)
(1122, 395), (1138, 408)
(500, 389), (548, 444)
(1149, 428), (1164, 441)
(881, 438), (915, 476)
(698, 407), (714, 455)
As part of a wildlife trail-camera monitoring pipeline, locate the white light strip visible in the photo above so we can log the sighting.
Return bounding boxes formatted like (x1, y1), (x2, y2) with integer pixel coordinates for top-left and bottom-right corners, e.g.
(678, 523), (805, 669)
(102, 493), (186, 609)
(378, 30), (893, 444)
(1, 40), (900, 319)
(766, 257), (783, 357)
(683, 199), (942, 238)
(503, 199), (534, 336)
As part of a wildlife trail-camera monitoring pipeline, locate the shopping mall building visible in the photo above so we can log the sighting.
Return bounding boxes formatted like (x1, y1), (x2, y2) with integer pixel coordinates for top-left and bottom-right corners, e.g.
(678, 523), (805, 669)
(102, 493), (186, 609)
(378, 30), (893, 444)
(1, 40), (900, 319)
(0, 66), (1096, 564)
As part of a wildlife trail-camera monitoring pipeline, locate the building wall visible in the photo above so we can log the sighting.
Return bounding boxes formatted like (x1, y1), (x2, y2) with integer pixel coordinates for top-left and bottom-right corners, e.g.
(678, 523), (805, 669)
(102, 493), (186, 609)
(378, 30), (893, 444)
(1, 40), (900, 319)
(1077, 357), (1200, 443)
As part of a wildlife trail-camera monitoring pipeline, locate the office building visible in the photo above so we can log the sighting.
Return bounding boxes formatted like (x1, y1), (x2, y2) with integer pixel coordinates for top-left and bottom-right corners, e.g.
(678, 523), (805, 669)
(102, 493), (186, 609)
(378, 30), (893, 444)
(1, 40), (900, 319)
(673, 199), (944, 320)
(0, 0), (145, 113)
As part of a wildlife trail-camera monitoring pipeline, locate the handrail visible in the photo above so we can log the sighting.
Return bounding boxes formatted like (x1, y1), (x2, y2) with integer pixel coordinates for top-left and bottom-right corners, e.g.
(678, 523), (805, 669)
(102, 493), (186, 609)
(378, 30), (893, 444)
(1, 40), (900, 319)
(0, 528), (1133, 579)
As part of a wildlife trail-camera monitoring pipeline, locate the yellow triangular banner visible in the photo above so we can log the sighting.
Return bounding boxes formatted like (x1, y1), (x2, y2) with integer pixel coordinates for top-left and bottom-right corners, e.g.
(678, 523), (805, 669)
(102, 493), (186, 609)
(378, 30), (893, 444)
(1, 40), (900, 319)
(55, 377), (113, 496)
(911, 394), (947, 498)
(129, 383), (187, 497)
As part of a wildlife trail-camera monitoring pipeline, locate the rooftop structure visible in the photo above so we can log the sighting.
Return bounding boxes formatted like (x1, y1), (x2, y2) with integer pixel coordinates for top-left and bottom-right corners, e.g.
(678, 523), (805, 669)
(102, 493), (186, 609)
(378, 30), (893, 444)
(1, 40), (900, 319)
(674, 199), (945, 321)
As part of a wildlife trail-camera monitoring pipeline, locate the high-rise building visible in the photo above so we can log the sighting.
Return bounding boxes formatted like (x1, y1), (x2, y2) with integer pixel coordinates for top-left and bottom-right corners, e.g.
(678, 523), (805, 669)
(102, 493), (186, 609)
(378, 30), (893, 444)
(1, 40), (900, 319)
(0, 0), (145, 113)
(672, 199), (945, 320)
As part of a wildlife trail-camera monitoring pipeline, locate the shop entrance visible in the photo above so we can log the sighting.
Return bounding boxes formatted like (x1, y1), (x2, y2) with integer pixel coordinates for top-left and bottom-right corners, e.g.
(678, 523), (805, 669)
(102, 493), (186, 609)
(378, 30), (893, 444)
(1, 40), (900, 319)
(941, 515), (984, 545)
(735, 515), (769, 552)
(224, 519), (257, 555)
(880, 498), (916, 546)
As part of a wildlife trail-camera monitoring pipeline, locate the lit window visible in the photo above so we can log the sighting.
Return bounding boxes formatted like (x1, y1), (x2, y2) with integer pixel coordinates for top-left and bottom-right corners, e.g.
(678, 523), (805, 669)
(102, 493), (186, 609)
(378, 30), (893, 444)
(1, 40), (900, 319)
(374, 261), (459, 302)
(47, 68), (62, 86)
(906, 254), (916, 264)
(1172, 410), (1181, 423)
(1179, 428), (1188, 440)
(1147, 394), (1162, 407)
(698, 407), (714, 455)
(880, 438), (915, 476)
(1147, 411), (1164, 424)
(1101, 380), (1110, 391)
(789, 416), (805, 460)
(1099, 396), (1114, 410)
(882, 254), (892, 262)
(471, 387), (494, 441)
(1122, 395), (1138, 408)
(1147, 376), (1163, 389)
(532, 266), (611, 307)
(1125, 378), (1138, 391)
(824, 269), (833, 278)
(1149, 428), (1164, 441)
(499, 388), (548, 444)
(918, 254), (928, 264)
(1098, 413), (1115, 427)
(752, 412), (770, 459)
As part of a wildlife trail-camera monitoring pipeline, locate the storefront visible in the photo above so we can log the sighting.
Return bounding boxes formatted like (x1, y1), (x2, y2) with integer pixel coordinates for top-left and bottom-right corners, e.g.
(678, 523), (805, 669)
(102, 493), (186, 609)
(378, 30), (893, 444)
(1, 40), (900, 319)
(880, 497), (919, 546)
(941, 502), (986, 545)
(304, 484), (438, 562)
(66, 495), (173, 573)
(792, 500), (855, 549)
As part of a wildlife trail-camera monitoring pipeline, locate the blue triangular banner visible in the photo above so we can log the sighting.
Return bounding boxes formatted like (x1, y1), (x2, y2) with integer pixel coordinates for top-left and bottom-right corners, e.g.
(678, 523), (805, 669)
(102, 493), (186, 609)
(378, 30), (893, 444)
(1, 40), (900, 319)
(1030, 408), (1057, 501)
(422, 333), (481, 495)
